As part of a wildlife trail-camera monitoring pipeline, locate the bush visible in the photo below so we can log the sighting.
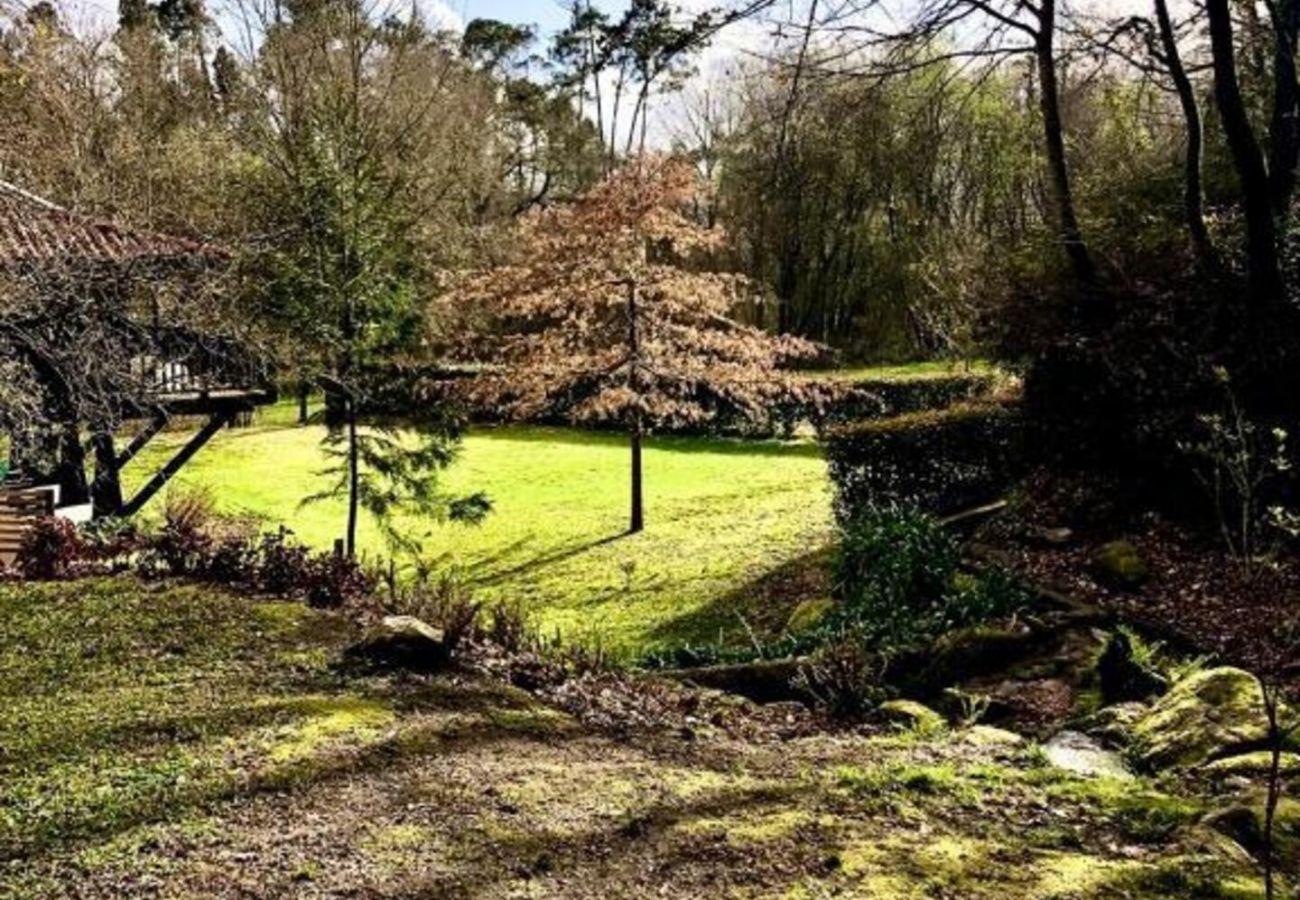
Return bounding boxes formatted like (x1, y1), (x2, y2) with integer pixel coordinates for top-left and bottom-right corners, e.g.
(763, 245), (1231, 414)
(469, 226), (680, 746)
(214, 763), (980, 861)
(305, 551), (375, 609)
(78, 516), (140, 562)
(253, 528), (312, 596)
(387, 568), (480, 648)
(16, 517), (84, 580)
(825, 401), (1023, 520)
(149, 488), (219, 576)
(828, 506), (1027, 649)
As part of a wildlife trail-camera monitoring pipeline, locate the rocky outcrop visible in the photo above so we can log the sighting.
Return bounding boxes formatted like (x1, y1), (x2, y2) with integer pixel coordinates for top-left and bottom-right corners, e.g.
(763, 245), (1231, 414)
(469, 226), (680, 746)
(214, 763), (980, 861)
(1130, 667), (1272, 770)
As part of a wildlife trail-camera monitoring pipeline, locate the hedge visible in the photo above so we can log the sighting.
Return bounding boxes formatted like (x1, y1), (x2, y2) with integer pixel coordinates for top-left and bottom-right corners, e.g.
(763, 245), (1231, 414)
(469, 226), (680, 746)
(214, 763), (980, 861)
(825, 401), (1023, 521)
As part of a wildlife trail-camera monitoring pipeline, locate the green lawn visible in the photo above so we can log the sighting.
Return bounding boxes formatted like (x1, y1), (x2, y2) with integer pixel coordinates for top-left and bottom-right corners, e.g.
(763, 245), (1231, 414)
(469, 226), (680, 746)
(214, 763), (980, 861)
(125, 407), (833, 656)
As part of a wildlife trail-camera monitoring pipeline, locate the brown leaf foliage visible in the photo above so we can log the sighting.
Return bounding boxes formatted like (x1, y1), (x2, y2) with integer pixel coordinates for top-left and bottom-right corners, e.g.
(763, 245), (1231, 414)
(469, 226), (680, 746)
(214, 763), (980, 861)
(437, 157), (826, 430)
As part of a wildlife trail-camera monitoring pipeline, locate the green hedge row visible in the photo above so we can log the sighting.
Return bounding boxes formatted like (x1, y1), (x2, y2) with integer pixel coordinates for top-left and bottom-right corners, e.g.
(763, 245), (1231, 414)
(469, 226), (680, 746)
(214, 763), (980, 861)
(825, 401), (1023, 520)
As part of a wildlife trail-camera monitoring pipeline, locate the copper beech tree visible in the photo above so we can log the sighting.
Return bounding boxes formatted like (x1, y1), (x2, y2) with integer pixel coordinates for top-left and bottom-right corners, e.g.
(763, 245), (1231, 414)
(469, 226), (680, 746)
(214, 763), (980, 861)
(440, 158), (822, 533)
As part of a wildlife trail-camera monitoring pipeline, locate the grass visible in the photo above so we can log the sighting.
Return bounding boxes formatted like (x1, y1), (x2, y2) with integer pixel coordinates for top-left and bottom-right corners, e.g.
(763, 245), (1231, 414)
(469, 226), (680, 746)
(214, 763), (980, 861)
(804, 359), (997, 384)
(124, 405), (833, 657)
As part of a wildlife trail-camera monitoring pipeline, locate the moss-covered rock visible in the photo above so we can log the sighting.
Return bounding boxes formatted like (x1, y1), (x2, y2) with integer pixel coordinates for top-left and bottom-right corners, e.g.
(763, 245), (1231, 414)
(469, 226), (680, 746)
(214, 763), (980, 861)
(1203, 751), (1300, 779)
(1092, 541), (1149, 590)
(785, 598), (836, 635)
(1131, 667), (1270, 770)
(879, 699), (945, 733)
(1083, 701), (1149, 747)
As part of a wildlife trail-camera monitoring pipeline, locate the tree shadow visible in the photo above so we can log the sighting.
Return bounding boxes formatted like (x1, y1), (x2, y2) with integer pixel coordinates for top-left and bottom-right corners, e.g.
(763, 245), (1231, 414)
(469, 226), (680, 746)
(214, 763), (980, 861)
(389, 780), (813, 900)
(468, 532), (627, 587)
(469, 424), (825, 460)
(644, 545), (834, 651)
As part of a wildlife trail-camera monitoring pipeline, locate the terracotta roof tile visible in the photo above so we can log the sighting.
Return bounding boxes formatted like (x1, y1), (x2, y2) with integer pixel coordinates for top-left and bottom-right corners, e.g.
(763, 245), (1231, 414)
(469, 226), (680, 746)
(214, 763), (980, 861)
(0, 180), (224, 268)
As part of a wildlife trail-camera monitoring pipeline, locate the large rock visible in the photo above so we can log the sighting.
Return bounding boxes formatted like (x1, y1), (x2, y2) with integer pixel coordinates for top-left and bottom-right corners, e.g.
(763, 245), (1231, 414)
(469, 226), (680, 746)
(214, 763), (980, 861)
(345, 615), (450, 672)
(1043, 730), (1133, 780)
(879, 699), (945, 733)
(1082, 701), (1149, 747)
(1092, 540), (1149, 590)
(1131, 667), (1271, 770)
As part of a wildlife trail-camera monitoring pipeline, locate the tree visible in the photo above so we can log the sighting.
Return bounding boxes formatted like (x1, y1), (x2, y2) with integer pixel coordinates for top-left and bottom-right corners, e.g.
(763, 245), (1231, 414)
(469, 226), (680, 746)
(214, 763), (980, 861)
(440, 158), (820, 534)
(235, 0), (491, 557)
(795, 0), (1096, 285)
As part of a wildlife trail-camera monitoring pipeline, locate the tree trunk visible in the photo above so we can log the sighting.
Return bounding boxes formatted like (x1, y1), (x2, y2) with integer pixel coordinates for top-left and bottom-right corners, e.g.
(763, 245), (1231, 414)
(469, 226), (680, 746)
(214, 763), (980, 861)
(345, 395), (359, 557)
(90, 430), (123, 518)
(1207, 0), (1285, 306)
(1154, 0), (1216, 270)
(630, 418), (644, 534)
(56, 423), (89, 507)
(1035, 0), (1095, 285)
(626, 279), (644, 534)
(297, 379), (310, 425)
(1269, 0), (1300, 226)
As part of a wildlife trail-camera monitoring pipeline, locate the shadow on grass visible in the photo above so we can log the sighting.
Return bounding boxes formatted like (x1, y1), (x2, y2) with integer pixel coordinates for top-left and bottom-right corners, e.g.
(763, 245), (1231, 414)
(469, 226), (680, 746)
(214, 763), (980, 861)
(4, 678), (566, 864)
(469, 424), (825, 460)
(391, 781), (812, 900)
(469, 532), (628, 588)
(644, 545), (834, 651)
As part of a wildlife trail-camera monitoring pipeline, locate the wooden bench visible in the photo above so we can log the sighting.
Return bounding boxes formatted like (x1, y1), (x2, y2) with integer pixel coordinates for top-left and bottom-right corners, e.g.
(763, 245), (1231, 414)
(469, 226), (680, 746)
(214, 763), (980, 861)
(0, 489), (56, 568)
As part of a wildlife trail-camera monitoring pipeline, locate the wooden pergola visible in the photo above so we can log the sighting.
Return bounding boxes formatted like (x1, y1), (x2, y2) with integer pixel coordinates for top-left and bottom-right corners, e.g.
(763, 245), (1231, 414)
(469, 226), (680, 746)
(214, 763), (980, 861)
(0, 180), (275, 524)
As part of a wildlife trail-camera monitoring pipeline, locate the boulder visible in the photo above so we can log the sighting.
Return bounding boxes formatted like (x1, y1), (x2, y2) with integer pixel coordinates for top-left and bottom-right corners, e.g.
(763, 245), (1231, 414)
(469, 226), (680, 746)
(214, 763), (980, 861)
(959, 724), (1024, 748)
(917, 625), (1041, 690)
(1097, 630), (1168, 704)
(1092, 540), (1149, 590)
(345, 615), (450, 673)
(785, 598), (836, 635)
(1043, 730), (1133, 780)
(1206, 796), (1300, 869)
(1203, 751), (1300, 780)
(879, 699), (945, 733)
(1131, 667), (1271, 770)
(1082, 701), (1149, 747)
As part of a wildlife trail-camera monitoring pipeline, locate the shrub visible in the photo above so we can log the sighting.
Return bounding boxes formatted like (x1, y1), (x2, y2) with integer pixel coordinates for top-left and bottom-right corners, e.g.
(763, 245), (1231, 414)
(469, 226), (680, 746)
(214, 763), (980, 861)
(387, 568), (480, 647)
(78, 516), (140, 562)
(793, 639), (889, 719)
(205, 535), (257, 586)
(304, 551), (375, 610)
(829, 506), (1028, 649)
(149, 487), (219, 576)
(252, 528), (312, 596)
(825, 401), (1023, 520)
(16, 517), (84, 580)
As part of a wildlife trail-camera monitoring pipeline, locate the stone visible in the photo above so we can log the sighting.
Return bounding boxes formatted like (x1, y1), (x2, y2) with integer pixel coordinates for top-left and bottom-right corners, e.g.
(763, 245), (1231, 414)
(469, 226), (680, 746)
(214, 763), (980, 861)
(785, 598), (836, 635)
(919, 625), (1040, 690)
(1131, 667), (1271, 770)
(1092, 540), (1149, 590)
(1082, 701), (1149, 747)
(1203, 751), (1300, 779)
(1043, 730), (1133, 780)
(344, 615), (450, 672)
(1096, 630), (1168, 704)
(960, 724), (1024, 748)
(879, 699), (945, 733)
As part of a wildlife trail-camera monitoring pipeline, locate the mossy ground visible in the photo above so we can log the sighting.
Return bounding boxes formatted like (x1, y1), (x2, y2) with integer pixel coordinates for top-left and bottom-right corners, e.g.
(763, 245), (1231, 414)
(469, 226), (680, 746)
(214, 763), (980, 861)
(1, 579), (1269, 899)
(125, 406), (832, 658)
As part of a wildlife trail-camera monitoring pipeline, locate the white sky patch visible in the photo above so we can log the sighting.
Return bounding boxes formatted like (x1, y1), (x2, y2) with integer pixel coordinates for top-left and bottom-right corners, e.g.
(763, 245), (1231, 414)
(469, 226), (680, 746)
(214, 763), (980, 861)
(421, 0), (464, 33)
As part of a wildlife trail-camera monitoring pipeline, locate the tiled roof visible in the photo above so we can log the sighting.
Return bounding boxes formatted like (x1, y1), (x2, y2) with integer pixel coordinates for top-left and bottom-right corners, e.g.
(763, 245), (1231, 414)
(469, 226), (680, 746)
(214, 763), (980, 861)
(0, 180), (223, 268)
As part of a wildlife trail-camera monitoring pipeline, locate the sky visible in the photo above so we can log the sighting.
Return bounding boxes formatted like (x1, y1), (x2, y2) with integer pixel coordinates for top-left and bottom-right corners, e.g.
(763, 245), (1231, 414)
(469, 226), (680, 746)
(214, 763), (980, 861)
(44, 0), (785, 148)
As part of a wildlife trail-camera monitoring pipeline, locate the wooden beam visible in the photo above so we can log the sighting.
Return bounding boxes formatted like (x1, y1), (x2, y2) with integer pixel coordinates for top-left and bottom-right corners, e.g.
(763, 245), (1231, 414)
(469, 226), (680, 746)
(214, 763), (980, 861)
(120, 412), (231, 517)
(116, 410), (170, 469)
